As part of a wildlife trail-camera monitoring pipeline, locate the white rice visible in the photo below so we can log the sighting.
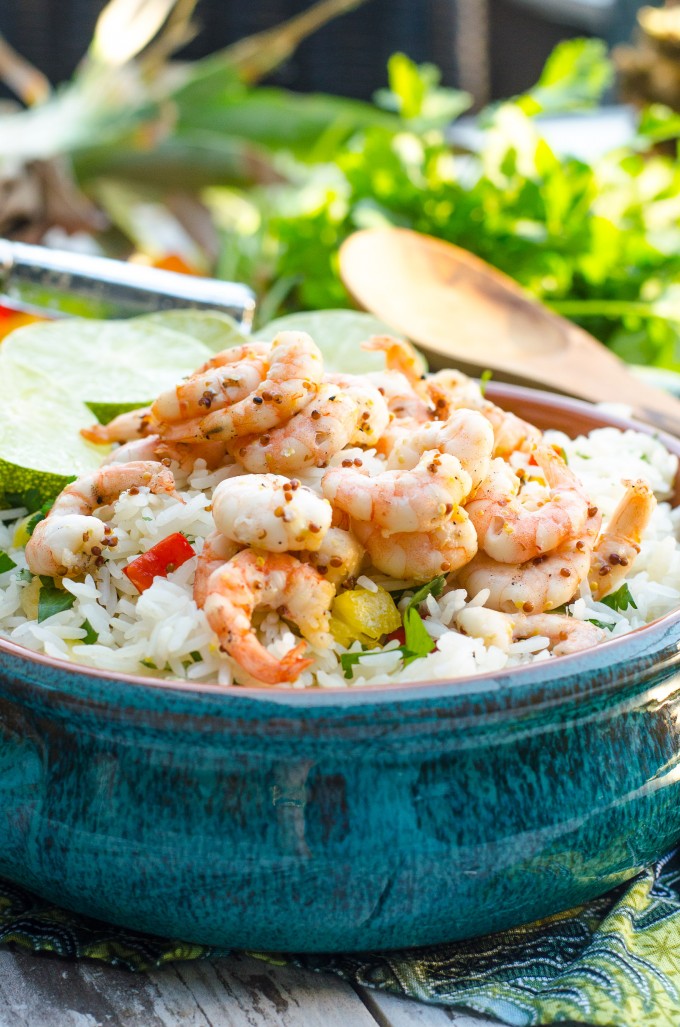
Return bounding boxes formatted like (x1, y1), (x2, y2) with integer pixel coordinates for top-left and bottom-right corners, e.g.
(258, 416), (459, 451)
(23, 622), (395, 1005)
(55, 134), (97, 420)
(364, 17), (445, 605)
(0, 423), (678, 689)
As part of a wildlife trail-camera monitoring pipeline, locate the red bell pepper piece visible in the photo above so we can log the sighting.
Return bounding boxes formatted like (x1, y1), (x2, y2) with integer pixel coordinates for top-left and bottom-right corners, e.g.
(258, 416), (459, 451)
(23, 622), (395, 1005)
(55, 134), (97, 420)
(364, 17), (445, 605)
(384, 627), (406, 645)
(122, 533), (195, 593)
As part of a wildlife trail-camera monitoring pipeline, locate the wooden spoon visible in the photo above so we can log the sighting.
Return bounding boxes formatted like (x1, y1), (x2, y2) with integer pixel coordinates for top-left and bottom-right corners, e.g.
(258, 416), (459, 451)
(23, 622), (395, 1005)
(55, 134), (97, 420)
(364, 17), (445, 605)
(339, 227), (680, 437)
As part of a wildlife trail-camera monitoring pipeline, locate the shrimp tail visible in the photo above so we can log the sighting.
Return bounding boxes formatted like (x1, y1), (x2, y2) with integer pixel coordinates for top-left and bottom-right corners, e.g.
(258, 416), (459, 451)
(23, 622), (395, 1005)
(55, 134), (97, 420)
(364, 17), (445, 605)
(240, 639), (313, 685)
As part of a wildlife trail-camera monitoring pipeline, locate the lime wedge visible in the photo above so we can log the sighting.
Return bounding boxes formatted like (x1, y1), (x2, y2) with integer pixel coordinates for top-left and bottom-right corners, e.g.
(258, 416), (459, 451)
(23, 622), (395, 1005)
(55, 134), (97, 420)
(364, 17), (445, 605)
(2, 315), (216, 423)
(140, 310), (250, 353)
(257, 310), (405, 374)
(0, 361), (110, 507)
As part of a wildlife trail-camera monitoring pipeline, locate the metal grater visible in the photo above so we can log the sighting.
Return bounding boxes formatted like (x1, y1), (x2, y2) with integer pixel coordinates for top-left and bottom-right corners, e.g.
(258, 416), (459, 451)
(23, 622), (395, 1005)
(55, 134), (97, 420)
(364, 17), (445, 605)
(0, 240), (256, 326)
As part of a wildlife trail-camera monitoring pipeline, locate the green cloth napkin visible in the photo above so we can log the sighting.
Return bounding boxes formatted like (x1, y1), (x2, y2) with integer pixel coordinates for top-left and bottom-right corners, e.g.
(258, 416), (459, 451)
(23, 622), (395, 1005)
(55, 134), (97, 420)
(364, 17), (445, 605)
(2, 850), (680, 1027)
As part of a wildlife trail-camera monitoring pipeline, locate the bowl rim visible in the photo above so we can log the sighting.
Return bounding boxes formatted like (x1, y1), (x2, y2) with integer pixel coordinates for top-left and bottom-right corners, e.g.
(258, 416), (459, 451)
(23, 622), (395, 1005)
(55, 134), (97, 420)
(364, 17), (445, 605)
(2, 380), (680, 708)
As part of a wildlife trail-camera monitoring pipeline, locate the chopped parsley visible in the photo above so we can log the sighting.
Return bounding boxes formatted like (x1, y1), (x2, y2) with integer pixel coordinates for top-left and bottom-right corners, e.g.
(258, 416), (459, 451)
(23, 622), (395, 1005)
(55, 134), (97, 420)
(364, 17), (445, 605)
(79, 619), (99, 645)
(400, 575), (447, 665)
(479, 369), (493, 396)
(25, 507), (48, 537)
(0, 552), (17, 574)
(341, 575), (447, 677)
(587, 617), (615, 631)
(340, 649), (390, 678)
(37, 580), (76, 622)
(600, 583), (637, 612)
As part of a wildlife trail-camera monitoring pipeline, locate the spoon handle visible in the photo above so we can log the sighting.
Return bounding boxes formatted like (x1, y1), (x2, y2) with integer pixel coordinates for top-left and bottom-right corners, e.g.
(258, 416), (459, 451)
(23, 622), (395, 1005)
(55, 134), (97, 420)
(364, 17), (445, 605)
(510, 319), (680, 438)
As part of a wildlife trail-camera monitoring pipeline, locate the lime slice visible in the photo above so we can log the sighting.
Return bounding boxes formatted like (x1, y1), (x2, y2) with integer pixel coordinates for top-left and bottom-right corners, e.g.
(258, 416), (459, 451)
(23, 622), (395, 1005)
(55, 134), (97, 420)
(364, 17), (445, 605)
(0, 361), (110, 507)
(2, 315), (216, 423)
(141, 310), (251, 354)
(257, 310), (405, 375)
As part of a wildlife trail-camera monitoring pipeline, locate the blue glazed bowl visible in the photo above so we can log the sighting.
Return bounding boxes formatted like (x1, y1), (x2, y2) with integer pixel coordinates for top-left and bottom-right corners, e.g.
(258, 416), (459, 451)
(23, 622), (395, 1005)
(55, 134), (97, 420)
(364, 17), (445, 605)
(1, 384), (680, 953)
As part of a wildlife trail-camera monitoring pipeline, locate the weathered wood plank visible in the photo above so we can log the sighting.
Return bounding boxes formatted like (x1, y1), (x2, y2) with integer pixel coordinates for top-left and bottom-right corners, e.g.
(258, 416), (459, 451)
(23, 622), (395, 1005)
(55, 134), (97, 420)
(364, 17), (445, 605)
(358, 986), (597, 1027)
(0, 950), (380, 1027)
(358, 986), (500, 1026)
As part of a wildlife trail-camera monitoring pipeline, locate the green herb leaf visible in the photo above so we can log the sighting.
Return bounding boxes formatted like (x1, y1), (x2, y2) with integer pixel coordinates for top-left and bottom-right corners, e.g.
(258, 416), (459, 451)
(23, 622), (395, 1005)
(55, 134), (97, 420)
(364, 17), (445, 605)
(80, 619), (99, 645)
(17, 568), (32, 583)
(399, 575), (447, 665)
(340, 584), (446, 677)
(22, 489), (42, 513)
(587, 617), (615, 631)
(402, 607), (435, 664)
(141, 658), (159, 670)
(515, 38), (612, 116)
(189, 650), (202, 662)
(376, 53), (470, 129)
(0, 552), (17, 574)
(600, 583), (638, 612)
(37, 582), (76, 623)
(339, 650), (377, 678)
(25, 509), (49, 537)
(637, 103), (680, 145)
(479, 370), (493, 397)
(405, 575), (447, 611)
(340, 646), (407, 679)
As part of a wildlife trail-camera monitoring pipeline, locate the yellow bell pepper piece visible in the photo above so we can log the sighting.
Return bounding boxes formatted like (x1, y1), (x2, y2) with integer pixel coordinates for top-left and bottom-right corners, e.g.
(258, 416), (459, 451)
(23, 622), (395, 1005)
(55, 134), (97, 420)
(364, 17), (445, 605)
(331, 586), (401, 645)
(328, 615), (360, 649)
(19, 576), (40, 620)
(12, 515), (34, 549)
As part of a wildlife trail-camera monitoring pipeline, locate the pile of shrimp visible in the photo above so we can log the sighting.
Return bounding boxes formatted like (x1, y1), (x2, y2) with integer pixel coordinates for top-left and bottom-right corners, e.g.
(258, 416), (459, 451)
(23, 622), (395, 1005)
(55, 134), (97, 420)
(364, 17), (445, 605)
(26, 330), (657, 686)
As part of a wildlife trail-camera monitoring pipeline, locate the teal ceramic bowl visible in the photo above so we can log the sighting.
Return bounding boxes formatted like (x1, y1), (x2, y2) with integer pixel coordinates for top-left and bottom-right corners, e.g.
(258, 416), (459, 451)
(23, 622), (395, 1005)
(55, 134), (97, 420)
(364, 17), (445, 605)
(1, 383), (680, 953)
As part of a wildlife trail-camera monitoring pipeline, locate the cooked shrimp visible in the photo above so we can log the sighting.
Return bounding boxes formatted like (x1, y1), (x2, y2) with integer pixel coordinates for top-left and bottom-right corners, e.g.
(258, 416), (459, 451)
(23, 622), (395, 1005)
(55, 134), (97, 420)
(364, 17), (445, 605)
(151, 343), (270, 423)
(353, 510), (477, 581)
(80, 406), (153, 445)
(204, 550), (335, 684)
(589, 479), (656, 601)
(510, 611), (606, 656)
(159, 331), (323, 444)
(211, 474), (332, 553)
(466, 446), (591, 564)
(102, 436), (164, 465)
(102, 435), (229, 472)
(422, 369), (540, 457)
(193, 530), (240, 609)
(364, 369), (432, 456)
(484, 404), (542, 458)
(423, 369), (485, 416)
(367, 370), (432, 422)
(25, 462), (176, 577)
(456, 508), (602, 614)
(453, 606), (515, 650)
(454, 606), (605, 656)
(362, 335), (427, 386)
(301, 526), (365, 585)
(387, 409), (494, 490)
(229, 382), (381, 475)
(323, 450), (473, 534)
(324, 374), (390, 446)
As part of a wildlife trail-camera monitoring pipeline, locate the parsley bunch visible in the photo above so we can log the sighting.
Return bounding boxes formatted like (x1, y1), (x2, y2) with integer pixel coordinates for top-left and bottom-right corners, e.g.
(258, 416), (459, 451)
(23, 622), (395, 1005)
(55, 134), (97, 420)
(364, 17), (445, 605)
(234, 41), (680, 371)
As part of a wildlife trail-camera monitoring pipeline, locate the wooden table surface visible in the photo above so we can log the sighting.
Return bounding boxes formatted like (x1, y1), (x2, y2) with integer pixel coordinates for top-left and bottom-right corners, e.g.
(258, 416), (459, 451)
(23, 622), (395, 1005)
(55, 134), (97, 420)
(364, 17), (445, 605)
(0, 948), (595, 1027)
